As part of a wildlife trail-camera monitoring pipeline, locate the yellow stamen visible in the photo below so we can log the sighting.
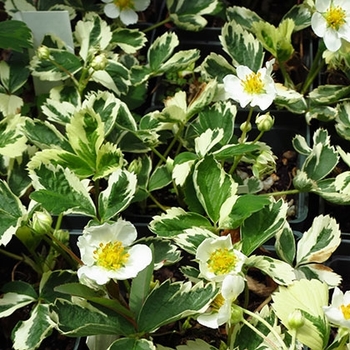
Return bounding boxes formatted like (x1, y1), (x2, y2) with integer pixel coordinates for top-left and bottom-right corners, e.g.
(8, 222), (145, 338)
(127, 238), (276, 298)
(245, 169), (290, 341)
(207, 248), (238, 275)
(325, 5), (346, 30)
(242, 72), (264, 94)
(113, 0), (134, 10)
(211, 293), (225, 311)
(341, 304), (350, 319)
(94, 241), (130, 270)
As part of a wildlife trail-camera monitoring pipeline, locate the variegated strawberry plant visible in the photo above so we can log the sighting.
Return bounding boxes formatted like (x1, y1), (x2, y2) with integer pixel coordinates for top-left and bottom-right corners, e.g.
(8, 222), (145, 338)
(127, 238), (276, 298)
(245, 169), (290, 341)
(2, 1), (350, 350)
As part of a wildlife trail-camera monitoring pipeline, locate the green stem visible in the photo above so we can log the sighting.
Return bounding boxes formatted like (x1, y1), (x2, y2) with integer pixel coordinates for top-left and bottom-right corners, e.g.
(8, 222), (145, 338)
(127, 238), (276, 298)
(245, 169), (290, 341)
(300, 41), (326, 95)
(0, 247), (24, 262)
(279, 61), (295, 90)
(149, 192), (168, 212)
(259, 188), (301, 198)
(143, 17), (172, 33)
(242, 308), (289, 350)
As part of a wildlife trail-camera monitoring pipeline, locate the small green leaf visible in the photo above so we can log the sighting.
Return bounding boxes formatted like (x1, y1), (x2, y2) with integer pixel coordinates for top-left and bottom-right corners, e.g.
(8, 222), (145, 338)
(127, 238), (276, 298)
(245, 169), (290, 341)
(109, 338), (156, 350)
(275, 223), (296, 265)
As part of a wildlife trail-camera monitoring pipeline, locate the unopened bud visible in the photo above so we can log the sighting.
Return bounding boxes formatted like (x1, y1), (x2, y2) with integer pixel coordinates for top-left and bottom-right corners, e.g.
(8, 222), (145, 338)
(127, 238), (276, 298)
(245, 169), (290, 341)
(31, 210), (53, 234)
(36, 45), (51, 60)
(53, 229), (69, 245)
(230, 304), (244, 324)
(90, 53), (108, 71)
(256, 112), (274, 132)
(240, 121), (252, 133)
(288, 309), (305, 330)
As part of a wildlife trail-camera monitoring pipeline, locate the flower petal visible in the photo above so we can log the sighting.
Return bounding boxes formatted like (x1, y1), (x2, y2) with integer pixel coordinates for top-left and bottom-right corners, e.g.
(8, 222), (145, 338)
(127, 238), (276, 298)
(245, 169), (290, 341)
(120, 8), (138, 25)
(104, 3), (120, 19)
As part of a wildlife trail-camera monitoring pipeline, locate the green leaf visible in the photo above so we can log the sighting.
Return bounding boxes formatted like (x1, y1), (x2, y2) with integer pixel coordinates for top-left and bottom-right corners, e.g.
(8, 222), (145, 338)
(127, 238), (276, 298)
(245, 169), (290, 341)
(193, 155), (238, 224)
(296, 215), (341, 266)
(98, 169), (137, 222)
(241, 199), (288, 256)
(30, 48), (82, 81)
(29, 164), (96, 217)
(158, 49), (200, 75)
(52, 299), (136, 337)
(149, 207), (213, 237)
(213, 143), (261, 161)
(220, 20), (264, 72)
(12, 304), (54, 349)
(109, 338), (156, 350)
(335, 102), (350, 141)
(39, 270), (78, 303)
(129, 246), (154, 316)
(283, 3), (312, 31)
(226, 6), (263, 31)
(55, 283), (134, 319)
(148, 32), (179, 72)
(0, 179), (27, 246)
(0, 20), (32, 51)
(137, 280), (217, 333)
(308, 84), (350, 106)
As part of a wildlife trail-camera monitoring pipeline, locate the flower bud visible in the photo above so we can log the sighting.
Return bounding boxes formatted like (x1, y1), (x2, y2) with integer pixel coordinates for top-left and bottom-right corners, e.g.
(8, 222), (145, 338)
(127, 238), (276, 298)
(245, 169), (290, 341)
(230, 304), (244, 324)
(36, 45), (51, 60)
(128, 157), (143, 174)
(31, 210), (53, 235)
(90, 53), (108, 71)
(53, 229), (69, 245)
(240, 121), (252, 133)
(255, 112), (274, 132)
(288, 309), (305, 330)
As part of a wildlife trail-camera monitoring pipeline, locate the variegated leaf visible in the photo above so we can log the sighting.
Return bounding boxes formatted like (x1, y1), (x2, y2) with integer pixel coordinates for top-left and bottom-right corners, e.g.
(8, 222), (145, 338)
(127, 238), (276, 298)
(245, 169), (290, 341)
(296, 215), (341, 266)
(0, 179), (27, 246)
(194, 128), (224, 157)
(274, 222), (296, 265)
(308, 84), (350, 105)
(315, 177), (350, 204)
(272, 279), (330, 350)
(12, 303), (55, 350)
(109, 338), (156, 350)
(111, 27), (147, 54)
(137, 281), (217, 333)
(148, 32), (179, 72)
(220, 20), (264, 72)
(292, 134), (311, 155)
(149, 207), (213, 237)
(193, 155), (238, 224)
(173, 227), (218, 255)
(148, 163), (172, 192)
(226, 6), (263, 30)
(98, 169), (137, 222)
(0, 93), (23, 116)
(173, 152), (197, 187)
(172, 339), (217, 350)
(0, 60), (30, 93)
(91, 59), (130, 96)
(246, 255), (295, 285)
(283, 2), (312, 31)
(241, 199), (288, 256)
(158, 49), (200, 74)
(30, 48), (82, 81)
(305, 105), (337, 124)
(24, 118), (70, 151)
(29, 164), (96, 217)
(335, 102), (350, 141)
(0, 281), (37, 317)
(274, 83), (307, 114)
(42, 98), (76, 125)
(200, 53), (236, 82)
(296, 264), (341, 288)
(75, 13), (112, 62)
(0, 114), (27, 157)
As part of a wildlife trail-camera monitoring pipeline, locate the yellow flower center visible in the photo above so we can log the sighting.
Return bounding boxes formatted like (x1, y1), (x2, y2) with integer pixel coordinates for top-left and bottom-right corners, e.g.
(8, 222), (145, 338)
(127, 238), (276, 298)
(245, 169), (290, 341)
(94, 241), (130, 270)
(341, 304), (350, 319)
(325, 5), (346, 30)
(242, 72), (264, 95)
(207, 248), (238, 275)
(211, 293), (225, 311)
(113, 0), (134, 10)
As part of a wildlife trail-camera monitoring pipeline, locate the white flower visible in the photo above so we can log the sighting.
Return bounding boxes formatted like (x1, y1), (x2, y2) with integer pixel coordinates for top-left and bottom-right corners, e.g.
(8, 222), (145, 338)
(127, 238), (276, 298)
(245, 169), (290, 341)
(197, 275), (245, 328)
(311, 0), (350, 52)
(323, 287), (350, 328)
(196, 235), (247, 282)
(223, 59), (277, 111)
(77, 219), (152, 285)
(102, 0), (150, 25)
